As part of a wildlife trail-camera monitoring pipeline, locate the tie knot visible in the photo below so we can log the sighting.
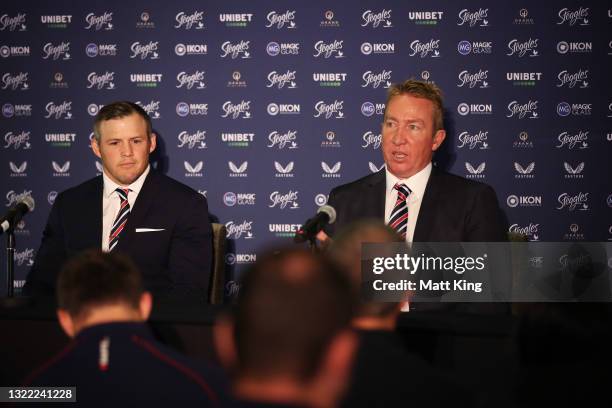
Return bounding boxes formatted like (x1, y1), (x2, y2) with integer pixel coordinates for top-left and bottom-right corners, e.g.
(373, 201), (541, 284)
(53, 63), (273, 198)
(393, 183), (411, 198)
(115, 188), (130, 201)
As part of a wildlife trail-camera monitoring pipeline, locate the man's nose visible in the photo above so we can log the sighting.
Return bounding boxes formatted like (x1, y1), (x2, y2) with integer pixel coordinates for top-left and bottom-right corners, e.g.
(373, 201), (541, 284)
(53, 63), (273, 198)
(392, 127), (408, 145)
(121, 143), (134, 156)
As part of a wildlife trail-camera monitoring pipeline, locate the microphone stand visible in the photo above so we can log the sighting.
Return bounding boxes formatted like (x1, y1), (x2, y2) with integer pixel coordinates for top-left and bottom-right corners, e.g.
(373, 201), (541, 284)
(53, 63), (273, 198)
(6, 228), (15, 297)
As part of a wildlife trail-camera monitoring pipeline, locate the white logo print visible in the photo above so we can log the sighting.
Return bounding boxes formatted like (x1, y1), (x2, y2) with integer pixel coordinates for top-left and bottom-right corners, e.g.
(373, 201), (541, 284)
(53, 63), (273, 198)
(267, 70), (297, 89)
(313, 40), (344, 58)
(87, 71), (115, 90)
(361, 9), (392, 28)
(175, 11), (204, 29)
(557, 69), (588, 88)
(322, 161), (341, 174)
(362, 132), (382, 149)
(514, 162), (535, 174)
(506, 38), (538, 57)
(45, 101), (72, 119)
(4, 131), (31, 150)
(564, 162), (585, 174)
(84, 12), (113, 30)
(457, 131), (488, 149)
(176, 71), (205, 89)
(42, 42), (71, 60)
(184, 161), (203, 174)
(362, 70), (392, 88)
(266, 10), (296, 29)
(457, 70), (488, 88)
(9, 161), (27, 173)
(52, 161), (70, 173)
(136, 100), (161, 119)
(465, 162), (486, 174)
(556, 131), (588, 149)
(130, 41), (159, 59)
(369, 162), (385, 173)
(409, 40), (441, 58)
(225, 221), (253, 240)
(506, 100), (538, 119)
(269, 191), (299, 209)
(220, 41), (250, 59)
(0, 13), (27, 31)
(267, 130), (297, 149)
(2, 72), (29, 90)
(229, 161), (248, 173)
(557, 192), (588, 211)
(177, 131), (206, 149)
(314, 101), (344, 119)
(221, 101), (251, 119)
(275, 161), (294, 173)
(557, 7), (589, 26)
(457, 9), (488, 27)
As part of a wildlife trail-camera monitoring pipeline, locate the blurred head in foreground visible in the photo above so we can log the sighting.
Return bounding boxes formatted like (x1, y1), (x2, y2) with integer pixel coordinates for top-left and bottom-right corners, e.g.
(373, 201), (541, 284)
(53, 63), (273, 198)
(330, 220), (407, 329)
(56, 250), (152, 338)
(215, 247), (357, 408)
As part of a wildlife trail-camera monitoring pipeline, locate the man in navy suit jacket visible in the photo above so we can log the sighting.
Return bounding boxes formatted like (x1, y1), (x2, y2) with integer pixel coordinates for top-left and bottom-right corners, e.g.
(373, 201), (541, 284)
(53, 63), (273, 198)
(321, 80), (506, 243)
(24, 101), (212, 298)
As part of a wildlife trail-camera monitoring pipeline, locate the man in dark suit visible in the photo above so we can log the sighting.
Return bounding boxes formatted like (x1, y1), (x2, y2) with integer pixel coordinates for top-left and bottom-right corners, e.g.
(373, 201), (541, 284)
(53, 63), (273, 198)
(24, 101), (212, 297)
(320, 79), (505, 242)
(23, 250), (229, 405)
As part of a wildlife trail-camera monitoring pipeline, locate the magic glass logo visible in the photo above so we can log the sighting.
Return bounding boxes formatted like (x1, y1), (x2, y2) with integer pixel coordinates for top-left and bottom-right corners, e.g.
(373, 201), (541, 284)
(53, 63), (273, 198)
(177, 130), (206, 149)
(176, 102), (208, 117)
(84, 12), (113, 30)
(361, 102), (385, 117)
(457, 9), (488, 27)
(176, 71), (206, 89)
(221, 41), (250, 59)
(268, 130), (298, 149)
(362, 70), (391, 88)
(2, 103), (32, 118)
(0, 13), (27, 31)
(506, 38), (538, 57)
(223, 192), (256, 207)
(42, 42), (70, 60)
(361, 9), (392, 28)
(130, 41), (159, 59)
(457, 131), (488, 150)
(266, 10), (296, 29)
(266, 42), (300, 56)
(457, 41), (492, 55)
(85, 43), (117, 57)
(556, 102), (592, 117)
(175, 11), (204, 29)
(313, 40), (344, 58)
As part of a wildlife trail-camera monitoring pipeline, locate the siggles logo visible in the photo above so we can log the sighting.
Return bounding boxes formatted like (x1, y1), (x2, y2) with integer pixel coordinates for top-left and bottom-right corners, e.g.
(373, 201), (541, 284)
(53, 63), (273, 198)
(176, 71), (206, 89)
(361, 9), (392, 28)
(268, 130), (298, 149)
(45, 101), (72, 119)
(87, 71), (115, 90)
(220, 41), (250, 59)
(457, 69), (488, 88)
(509, 223), (540, 241)
(175, 11), (204, 29)
(0, 13), (27, 31)
(184, 161), (203, 177)
(136, 100), (161, 119)
(225, 220), (254, 239)
(506, 100), (538, 119)
(557, 7), (589, 26)
(457, 8), (488, 27)
(506, 38), (538, 57)
(313, 40), (344, 58)
(266, 10), (296, 29)
(362, 131), (382, 149)
(557, 69), (589, 88)
(84, 12), (113, 30)
(457, 131), (488, 150)
(556, 131), (588, 149)
(556, 192), (589, 211)
(222, 100), (251, 119)
(409, 39), (440, 58)
(322, 161), (341, 178)
(2, 72), (29, 90)
(314, 100), (344, 119)
(267, 70), (297, 89)
(3, 130), (31, 150)
(177, 130), (206, 149)
(362, 70), (391, 89)
(269, 190), (299, 209)
(42, 42), (71, 60)
(130, 41), (159, 59)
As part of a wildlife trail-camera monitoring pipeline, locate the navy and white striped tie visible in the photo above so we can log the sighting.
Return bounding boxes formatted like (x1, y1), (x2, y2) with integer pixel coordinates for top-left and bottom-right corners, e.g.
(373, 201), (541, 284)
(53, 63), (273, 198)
(108, 188), (130, 251)
(388, 183), (411, 239)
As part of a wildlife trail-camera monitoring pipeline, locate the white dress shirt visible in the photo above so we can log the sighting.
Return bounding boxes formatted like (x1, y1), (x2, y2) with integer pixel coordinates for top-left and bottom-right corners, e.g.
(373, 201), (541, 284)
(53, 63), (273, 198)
(101, 165), (150, 251)
(384, 163), (432, 243)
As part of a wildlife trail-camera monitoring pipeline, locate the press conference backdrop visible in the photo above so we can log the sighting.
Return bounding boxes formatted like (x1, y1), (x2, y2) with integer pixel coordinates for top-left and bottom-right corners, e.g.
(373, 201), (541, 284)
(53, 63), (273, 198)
(1, 1), (611, 298)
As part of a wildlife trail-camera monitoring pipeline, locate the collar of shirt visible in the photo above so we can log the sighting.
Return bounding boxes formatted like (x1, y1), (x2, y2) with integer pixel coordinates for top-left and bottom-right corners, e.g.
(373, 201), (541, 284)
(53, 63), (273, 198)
(385, 162), (432, 202)
(102, 164), (150, 199)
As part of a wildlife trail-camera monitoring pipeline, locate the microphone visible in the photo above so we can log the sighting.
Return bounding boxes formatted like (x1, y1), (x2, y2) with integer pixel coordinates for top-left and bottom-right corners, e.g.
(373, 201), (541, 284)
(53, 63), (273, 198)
(1, 197), (35, 234)
(294, 205), (336, 243)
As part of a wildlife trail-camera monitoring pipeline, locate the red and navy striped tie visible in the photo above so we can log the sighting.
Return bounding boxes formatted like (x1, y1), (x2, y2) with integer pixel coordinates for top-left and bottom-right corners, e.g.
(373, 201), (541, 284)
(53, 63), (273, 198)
(389, 183), (411, 239)
(109, 188), (130, 251)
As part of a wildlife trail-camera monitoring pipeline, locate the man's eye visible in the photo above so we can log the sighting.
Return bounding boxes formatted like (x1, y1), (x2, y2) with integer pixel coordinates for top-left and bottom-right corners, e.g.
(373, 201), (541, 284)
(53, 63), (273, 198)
(109, 141), (118, 145)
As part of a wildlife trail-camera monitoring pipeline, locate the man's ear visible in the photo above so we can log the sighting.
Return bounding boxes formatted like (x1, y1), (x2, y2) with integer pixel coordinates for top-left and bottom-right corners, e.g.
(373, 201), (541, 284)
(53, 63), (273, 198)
(149, 133), (157, 154)
(57, 309), (76, 338)
(91, 136), (102, 159)
(432, 129), (446, 151)
(213, 315), (238, 372)
(138, 291), (153, 321)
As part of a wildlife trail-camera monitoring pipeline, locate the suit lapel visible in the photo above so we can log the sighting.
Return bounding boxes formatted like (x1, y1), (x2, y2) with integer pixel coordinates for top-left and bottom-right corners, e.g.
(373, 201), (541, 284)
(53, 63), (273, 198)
(413, 168), (440, 242)
(116, 171), (159, 251)
(86, 177), (104, 248)
(368, 169), (386, 220)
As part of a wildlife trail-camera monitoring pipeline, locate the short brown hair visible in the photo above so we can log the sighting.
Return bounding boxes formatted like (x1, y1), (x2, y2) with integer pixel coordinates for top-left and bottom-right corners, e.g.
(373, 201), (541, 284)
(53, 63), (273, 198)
(233, 248), (354, 382)
(385, 79), (445, 131)
(57, 250), (144, 319)
(92, 101), (152, 142)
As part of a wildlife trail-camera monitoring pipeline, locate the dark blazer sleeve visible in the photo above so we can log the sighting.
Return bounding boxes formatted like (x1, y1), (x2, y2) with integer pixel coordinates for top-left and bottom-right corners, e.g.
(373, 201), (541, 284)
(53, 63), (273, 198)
(465, 184), (507, 242)
(23, 195), (67, 296)
(167, 192), (212, 295)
